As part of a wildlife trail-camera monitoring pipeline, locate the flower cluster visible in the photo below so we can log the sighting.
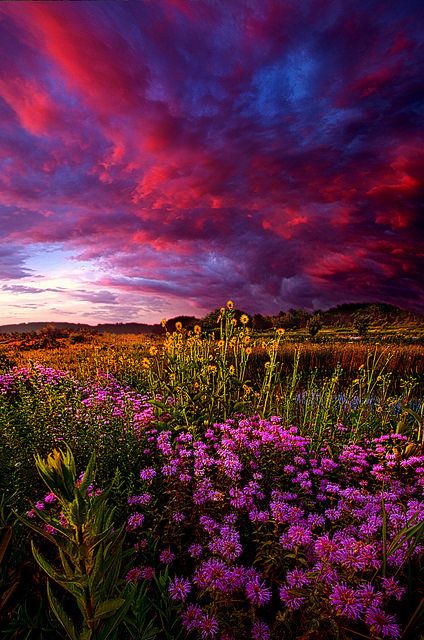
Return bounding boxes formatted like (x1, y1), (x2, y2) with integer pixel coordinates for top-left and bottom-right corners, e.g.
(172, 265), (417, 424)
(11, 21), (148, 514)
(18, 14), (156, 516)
(124, 416), (423, 639)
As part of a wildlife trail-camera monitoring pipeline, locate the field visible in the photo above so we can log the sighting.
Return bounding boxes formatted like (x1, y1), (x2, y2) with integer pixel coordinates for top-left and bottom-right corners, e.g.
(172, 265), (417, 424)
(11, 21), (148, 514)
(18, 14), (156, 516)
(0, 305), (423, 640)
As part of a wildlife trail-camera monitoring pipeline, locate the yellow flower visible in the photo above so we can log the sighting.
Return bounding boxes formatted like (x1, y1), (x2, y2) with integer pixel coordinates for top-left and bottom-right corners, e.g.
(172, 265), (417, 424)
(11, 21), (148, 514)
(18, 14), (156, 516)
(149, 346), (158, 356)
(219, 307), (225, 316)
(226, 300), (234, 310)
(175, 321), (182, 331)
(231, 318), (237, 326)
(240, 314), (249, 325)
(217, 339), (225, 348)
(245, 347), (252, 355)
(161, 318), (167, 327)
(142, 357), (150, 369)
(194, 325), (201, 335)
(229, 365), (235, 375)
(276, 328), (285, 336)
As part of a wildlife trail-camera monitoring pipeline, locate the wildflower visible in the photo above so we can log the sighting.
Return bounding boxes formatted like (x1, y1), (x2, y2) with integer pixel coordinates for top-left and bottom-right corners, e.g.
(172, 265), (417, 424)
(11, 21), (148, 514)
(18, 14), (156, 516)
(172, 510), (185, 523)
(168, 576), (191, 601)
(245, 578), (272, 606)
(381, 576), (406, 600)
(240, 314), (249, 325)
(175, 321), (182, 331)
(149, 346), (158, 356)
(44, 524), (57, 535)
(251, 620), (270, 639)
(276, 328), (285, 336)
(127, 493), (151, 506)
(188, 543), (203, 558)
(139, 467), (156, 480)
(140, 566), (155, 580)
(182, 604), (203, 632)
(329, 583), (362, 620)
(159, 548), (175, 564)
(194, 325), (202, 335)
(126, 513), (144, 531)
(226, 300), (234, 310)
(125, 567), (143, 583)
(199, 613), (219, 638)
(279, 586), (305, 610)
(280, 523), (313, 549)
(286, 568), (310, 588)
(365, 608), (401, 639)
(44, 492), (57, 504)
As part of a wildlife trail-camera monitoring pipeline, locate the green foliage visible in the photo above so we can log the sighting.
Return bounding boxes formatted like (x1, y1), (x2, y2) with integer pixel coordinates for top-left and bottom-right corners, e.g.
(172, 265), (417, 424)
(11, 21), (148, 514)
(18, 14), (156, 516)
(353, 311), (370, 336)
(18, 447), (135, 640)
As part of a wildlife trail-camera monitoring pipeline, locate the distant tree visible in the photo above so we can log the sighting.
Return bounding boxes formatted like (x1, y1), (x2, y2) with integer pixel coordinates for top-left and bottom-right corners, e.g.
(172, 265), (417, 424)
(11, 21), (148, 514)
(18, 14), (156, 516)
(252, 314), (273, 331)
(353, 312), (370, 337)
(307, 314), (322, 338)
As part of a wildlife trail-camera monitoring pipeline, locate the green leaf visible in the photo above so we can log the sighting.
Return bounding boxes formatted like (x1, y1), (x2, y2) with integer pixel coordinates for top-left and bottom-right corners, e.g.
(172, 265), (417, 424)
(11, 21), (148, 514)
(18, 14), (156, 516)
(98, 589), (134, 640)
(94, 598), (125, 621)
(47, 580), (78, 640)
(32, 542), (65, 584)
(32, 542), (84, 599)
(79, 451), (96, 493)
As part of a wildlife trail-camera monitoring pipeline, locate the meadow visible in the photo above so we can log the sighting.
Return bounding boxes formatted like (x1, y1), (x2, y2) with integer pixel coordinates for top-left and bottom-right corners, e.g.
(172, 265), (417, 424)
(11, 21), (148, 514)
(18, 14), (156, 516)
(0, 303), (423, 640)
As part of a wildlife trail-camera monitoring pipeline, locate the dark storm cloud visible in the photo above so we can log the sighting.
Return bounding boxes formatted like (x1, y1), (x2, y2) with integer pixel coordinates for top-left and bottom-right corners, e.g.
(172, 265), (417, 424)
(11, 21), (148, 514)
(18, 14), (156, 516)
(0, 0), (423, 314)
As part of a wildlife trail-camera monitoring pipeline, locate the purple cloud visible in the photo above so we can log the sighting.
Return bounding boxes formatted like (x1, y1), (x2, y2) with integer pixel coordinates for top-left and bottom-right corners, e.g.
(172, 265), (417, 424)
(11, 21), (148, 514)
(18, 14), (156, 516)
(0, 0), (422, 319)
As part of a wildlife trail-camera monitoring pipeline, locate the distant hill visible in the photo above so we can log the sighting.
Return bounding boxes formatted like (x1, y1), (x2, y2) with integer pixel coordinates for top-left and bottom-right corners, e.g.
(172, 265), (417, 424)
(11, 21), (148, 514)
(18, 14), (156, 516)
(0, 303), (421, 335)
(0, 316), (199, 335)
(320, 303), (423, 327)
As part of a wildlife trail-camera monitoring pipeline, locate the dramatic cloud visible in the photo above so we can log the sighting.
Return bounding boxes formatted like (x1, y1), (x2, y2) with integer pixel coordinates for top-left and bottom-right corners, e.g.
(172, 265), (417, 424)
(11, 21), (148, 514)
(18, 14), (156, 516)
(0, 0), (423, 322)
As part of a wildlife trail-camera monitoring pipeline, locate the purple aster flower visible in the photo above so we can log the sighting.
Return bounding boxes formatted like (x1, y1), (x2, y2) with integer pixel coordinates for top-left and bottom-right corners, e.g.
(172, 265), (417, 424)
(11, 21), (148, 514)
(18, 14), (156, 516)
(44, 524), (57, 535)
(188, 543), (203, 558)
(125, 567), (143, 583)
(245, 578), (272, 607)
(365, 608), (401, 639)
(279, 586), (305, 610)
(126, 513), (145, 531)
(329, 584), (362, 620)
(181, 604), (203, 632)
(172, 511), (186, 523)
(127, 493), (151, 505)
(139, 467), (156, 480)
(168, 576), (191, 601)
(280, 523), (313, 550)
(381, 577), (406, 601)
(198, 613), (219, 638)
(251, 620), (270, 640)
(159, 549), (175, 564)
(140, 566), (155, 580)
(44, 492), (57, 504)
(286, 568), (310, 588)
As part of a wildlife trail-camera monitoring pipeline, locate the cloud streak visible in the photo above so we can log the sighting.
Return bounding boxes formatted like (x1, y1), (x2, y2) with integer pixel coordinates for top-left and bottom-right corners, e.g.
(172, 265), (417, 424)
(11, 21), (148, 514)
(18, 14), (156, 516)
(0, 0), (422, 321)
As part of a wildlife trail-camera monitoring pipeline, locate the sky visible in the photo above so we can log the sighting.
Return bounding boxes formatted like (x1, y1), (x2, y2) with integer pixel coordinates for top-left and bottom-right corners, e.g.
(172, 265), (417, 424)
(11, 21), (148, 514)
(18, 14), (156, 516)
(0, 0), (423, 325)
